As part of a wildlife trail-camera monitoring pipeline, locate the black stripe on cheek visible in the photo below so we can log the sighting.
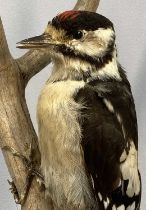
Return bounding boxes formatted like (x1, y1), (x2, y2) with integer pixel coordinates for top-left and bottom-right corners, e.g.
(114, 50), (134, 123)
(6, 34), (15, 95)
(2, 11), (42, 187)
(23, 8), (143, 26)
(57, 42), (114, 69)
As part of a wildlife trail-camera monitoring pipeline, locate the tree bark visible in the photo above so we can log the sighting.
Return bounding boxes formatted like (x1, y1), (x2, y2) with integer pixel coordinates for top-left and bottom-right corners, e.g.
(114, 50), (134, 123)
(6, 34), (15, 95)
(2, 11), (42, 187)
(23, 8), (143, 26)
(74, 0), (100, 11)
(0, 0), (100, 209)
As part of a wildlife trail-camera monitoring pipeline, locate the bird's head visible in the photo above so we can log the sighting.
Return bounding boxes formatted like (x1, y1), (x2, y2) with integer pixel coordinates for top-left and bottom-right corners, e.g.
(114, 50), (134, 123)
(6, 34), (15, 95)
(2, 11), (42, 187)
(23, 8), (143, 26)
(17, 11), (116, 79)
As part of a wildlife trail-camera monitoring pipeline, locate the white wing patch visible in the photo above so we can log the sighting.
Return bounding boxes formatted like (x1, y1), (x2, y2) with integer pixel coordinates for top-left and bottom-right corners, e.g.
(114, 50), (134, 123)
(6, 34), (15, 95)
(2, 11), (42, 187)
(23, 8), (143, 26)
(112, 205), (117, 210)
(97, 192), (110, 209)
(103, 99), (126, 139)
(102, 98), (140, 209)
(120, 141), (140, 197)
(127, 202), (136, 210)
(103, 199), (110, 209)
(103, 98), (115, 113)
(98, 192), (102, 201)
(117, 205), (125, 210)
(103, 201), (108, 209)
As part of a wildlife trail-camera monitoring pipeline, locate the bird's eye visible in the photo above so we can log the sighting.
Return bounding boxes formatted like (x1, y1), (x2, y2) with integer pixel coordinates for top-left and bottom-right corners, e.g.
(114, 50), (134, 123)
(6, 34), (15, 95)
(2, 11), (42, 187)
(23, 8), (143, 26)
(72, 31), (83, 40)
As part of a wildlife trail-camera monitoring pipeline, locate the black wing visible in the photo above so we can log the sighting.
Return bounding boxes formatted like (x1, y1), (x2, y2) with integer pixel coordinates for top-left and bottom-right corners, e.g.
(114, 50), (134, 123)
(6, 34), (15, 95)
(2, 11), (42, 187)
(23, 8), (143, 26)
(75, 74), (141, 209)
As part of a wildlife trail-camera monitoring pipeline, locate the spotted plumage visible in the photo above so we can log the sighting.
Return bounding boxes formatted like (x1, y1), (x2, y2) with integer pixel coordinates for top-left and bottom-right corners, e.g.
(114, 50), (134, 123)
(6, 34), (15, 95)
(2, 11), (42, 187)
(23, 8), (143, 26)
(74, 70), (141, 209)
(17, 10), (141, 210)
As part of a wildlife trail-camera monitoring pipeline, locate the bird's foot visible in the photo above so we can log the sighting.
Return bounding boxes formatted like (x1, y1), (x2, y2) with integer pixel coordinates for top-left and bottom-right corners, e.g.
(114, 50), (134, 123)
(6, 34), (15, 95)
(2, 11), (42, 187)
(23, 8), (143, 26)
(3, 145), (44, 204)
(8, 180), (21, 204)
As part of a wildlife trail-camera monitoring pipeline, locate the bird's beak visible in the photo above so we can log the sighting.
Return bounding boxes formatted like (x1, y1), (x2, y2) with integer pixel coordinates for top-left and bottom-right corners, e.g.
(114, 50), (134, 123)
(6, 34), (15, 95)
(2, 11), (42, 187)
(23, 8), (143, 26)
(17, 33), (55, 49)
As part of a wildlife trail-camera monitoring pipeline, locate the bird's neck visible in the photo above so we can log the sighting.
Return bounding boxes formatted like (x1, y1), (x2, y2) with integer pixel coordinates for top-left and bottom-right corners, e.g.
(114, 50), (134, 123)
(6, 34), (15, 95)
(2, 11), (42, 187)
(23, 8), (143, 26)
(48, 49), (121, 83)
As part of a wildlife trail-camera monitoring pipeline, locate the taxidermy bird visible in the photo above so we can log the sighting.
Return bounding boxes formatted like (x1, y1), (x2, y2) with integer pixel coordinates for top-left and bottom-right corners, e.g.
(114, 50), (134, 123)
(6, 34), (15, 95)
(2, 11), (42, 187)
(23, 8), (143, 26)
(17, 11), (141, 210)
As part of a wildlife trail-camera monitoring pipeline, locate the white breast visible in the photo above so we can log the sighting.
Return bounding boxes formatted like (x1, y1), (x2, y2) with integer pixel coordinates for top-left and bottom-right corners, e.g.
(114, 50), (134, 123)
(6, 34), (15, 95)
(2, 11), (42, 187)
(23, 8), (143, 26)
(37, 80), (97, 209)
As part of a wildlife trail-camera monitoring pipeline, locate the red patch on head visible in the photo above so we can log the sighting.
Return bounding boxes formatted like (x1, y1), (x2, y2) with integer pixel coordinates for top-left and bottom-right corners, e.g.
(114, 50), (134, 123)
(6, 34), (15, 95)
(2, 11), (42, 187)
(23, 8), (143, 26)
(57, 10), (81, 22)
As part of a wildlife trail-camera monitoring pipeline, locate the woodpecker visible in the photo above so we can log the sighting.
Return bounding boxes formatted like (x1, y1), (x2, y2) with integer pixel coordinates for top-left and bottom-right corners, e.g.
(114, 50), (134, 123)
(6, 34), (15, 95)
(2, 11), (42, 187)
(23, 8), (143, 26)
(17, 11), (141, 210)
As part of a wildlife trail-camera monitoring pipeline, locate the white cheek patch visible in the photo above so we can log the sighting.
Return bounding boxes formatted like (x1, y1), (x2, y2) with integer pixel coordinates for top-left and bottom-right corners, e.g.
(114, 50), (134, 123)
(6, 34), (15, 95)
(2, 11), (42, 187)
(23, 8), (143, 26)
(94, 28), (115, 45)
(71, 28), (115, 57)
(73, 39), (103, 57)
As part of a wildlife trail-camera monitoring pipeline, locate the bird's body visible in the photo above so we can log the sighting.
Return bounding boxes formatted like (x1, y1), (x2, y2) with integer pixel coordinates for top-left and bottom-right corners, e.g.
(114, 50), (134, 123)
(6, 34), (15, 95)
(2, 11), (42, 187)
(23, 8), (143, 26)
(18, 10), (141, 210)
(37, 79), (96, 209)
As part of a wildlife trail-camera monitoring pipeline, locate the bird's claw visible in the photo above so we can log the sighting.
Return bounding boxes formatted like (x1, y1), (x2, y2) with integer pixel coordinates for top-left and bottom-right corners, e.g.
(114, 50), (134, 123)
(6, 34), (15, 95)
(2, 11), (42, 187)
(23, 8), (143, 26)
(8, 180), (25, 204)
(2, 145), (29, 165)
(3, 145), (44, 204)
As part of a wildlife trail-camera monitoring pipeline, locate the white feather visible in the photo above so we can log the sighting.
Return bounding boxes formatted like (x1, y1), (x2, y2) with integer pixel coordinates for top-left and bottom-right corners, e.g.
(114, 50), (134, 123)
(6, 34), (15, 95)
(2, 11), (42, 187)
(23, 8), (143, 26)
(117, 205), (125, 210)
(72, 28), (115, 57)
(103, 98), (114, 113)
(127, 202), (136, 210)
(120, 141), (140, 197)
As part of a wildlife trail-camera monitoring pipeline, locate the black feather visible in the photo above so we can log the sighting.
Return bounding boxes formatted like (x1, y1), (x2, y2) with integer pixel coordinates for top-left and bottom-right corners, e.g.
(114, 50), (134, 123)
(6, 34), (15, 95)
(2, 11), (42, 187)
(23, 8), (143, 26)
(74, 66), (141, 208)
(52, 11), (114, 32)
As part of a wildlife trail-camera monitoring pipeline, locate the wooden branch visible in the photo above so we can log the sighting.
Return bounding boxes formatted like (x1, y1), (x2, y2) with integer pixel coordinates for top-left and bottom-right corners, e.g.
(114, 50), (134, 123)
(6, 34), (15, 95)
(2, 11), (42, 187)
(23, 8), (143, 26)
(0, 0), (101, 209)
(74, 0), (100, 11)
(0, 18), (53, 210)
(16, 50), (51, 86)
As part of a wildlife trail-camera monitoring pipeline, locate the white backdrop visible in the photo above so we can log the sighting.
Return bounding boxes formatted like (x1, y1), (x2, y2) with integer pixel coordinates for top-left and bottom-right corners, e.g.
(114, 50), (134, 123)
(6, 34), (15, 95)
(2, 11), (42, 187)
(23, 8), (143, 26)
(0, 0), (146, 209)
